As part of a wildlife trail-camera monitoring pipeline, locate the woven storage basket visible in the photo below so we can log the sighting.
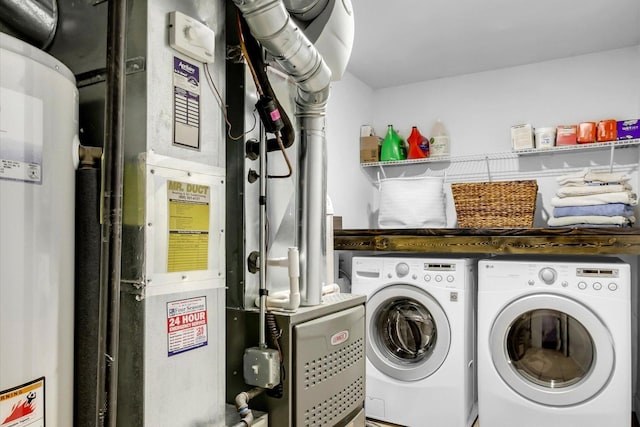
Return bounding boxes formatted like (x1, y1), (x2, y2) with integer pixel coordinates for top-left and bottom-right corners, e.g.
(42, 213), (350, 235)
(451, 180), (538, 228)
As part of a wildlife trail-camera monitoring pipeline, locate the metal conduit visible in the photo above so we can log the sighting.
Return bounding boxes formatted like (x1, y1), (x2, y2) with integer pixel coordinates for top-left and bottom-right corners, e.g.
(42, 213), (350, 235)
(233, 0), (332, 306)
(0, 0), (58, 48)
(100, 0), (128, 425)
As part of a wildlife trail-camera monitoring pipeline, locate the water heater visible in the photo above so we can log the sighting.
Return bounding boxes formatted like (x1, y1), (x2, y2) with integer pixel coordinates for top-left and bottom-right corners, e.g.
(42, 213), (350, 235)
(0, 33), (77, 427)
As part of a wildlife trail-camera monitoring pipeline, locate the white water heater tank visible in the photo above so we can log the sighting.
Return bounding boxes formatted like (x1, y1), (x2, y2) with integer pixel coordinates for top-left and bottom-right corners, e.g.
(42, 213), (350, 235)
(0, 33), (78, 427)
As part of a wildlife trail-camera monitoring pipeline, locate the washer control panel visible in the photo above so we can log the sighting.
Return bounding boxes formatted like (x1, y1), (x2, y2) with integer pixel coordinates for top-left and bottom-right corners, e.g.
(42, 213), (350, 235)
(387, 259), (469, 289)
(395, 262), (410, 278)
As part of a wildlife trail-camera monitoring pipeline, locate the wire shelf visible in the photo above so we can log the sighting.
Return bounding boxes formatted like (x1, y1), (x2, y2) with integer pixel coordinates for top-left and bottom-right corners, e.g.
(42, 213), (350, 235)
(360, 138), (640, 168)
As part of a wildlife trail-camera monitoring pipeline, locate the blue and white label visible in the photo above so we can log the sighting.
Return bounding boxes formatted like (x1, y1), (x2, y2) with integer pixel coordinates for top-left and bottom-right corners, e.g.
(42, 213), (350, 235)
(173, 57), (200, 150)
(167, 296), (208, 356)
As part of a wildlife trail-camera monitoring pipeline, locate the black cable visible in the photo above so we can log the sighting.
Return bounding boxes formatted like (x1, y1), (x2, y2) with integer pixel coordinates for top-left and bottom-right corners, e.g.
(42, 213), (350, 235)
(265, 312), (285, 398)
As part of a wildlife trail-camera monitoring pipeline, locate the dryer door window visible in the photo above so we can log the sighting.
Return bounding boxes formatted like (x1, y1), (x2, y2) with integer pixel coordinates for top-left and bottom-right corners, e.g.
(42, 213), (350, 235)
(490, 293), (614, 406)
(366, 284), (451, 381)
(506, 309), (593, 389)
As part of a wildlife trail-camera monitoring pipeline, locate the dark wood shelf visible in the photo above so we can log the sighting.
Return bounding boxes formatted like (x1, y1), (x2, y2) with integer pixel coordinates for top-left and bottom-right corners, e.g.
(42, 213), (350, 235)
(334, 228), (640, 255)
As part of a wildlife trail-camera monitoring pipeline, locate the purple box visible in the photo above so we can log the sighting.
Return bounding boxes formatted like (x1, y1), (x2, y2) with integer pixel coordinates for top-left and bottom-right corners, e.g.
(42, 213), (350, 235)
(617, 119), (640, 140)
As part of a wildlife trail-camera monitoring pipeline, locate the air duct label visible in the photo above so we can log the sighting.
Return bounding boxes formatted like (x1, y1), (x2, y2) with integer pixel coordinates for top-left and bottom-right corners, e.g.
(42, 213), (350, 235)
(167, 296), (208, 356)
(173, 57), (200, 150)
(167, 180), (210, 272)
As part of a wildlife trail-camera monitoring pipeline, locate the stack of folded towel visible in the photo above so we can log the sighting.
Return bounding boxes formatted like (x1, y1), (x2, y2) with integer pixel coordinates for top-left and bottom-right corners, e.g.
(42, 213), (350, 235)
(549, 168), (637, 227)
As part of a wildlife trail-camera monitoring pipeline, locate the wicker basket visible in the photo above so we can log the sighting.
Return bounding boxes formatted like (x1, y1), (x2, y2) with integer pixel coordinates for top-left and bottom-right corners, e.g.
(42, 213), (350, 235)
(451, 180), (538, 228)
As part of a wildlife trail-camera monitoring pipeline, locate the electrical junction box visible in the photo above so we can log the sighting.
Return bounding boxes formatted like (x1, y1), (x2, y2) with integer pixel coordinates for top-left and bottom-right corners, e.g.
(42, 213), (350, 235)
(168, 11), (215, 63)
(243, 347), (281, 389)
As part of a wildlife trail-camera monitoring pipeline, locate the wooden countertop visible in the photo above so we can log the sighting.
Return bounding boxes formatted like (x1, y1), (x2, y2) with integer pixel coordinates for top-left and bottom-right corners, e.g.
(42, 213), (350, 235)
(334, 228), (640, 255)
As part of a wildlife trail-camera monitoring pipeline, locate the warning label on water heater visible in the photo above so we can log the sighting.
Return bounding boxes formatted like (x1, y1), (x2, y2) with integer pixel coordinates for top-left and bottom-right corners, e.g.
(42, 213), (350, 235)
(167, 180), (210, 272)
(167, 297), (208, 356)
(0, 87), (43, 184)
(0, 377), (45, 427)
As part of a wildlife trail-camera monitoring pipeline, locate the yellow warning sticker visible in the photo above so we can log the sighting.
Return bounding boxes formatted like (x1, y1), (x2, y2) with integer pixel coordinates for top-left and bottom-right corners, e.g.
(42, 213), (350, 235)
(167, 180), (210, 272)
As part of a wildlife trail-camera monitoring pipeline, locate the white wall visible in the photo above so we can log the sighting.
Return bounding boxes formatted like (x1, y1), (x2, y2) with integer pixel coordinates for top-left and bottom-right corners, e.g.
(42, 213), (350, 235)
(371, 46), (640, 156)
(326, 71), (375, 228)
(329, 46), (640, 228)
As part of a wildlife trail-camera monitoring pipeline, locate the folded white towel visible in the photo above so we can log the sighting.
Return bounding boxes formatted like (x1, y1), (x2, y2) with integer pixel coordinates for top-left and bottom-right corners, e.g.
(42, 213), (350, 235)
(548, 215), (635, 227)
(556, 183), (632, 197)
(551, 192), (638, 207)
(556, 168), (589, 186)
(556, 168), (631, 186)
(584, 170), (631, 184)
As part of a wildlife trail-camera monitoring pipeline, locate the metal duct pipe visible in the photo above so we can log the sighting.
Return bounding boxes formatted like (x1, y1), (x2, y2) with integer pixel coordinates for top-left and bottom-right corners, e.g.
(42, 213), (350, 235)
(0, 0), (58, 48)
(233, 0), (332, 306)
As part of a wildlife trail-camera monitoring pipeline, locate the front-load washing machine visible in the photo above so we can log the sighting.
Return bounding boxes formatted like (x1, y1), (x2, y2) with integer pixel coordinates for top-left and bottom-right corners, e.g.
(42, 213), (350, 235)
(478, 256), (631, 427)
(352, 256), (477, 427)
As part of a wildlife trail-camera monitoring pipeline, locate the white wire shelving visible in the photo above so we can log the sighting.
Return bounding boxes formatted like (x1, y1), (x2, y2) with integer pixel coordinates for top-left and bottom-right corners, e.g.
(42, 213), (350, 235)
(359, 138), (640, 184)
(360, 138), (640, 168)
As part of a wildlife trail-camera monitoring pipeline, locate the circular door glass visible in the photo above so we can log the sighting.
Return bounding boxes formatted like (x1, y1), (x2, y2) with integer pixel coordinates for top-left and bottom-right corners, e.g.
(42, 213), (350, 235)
(506, 309), (594, 389)
(376, 299), (437, 362)
(366, 284), (450, 381)
(490, 293), (614, 406)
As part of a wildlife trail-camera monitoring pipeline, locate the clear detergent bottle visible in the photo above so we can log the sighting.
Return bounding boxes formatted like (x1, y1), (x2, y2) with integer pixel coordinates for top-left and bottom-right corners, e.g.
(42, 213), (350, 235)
(380, 124), (405, 161)
(407, 126), (429, 159)
(429, 119), (450, 157)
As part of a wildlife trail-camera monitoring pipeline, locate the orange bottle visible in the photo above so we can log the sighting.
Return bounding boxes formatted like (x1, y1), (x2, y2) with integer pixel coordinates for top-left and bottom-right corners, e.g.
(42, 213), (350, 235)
(407, 126), (429, 159)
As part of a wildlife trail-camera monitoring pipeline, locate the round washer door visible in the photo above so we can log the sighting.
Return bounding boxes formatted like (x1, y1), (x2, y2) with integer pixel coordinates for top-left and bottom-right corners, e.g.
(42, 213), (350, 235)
(366, 284), (451, 381)
(490, 293), (614, 406)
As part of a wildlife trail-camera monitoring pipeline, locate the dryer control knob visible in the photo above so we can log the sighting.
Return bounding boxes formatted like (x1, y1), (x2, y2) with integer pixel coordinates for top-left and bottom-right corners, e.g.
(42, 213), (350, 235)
(539, 267), (557, 284)
(396, 262), (410, 278)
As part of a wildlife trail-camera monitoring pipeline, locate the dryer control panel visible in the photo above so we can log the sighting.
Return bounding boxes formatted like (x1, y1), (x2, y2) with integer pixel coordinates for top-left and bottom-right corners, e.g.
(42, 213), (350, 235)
(479, 259), (630, 300)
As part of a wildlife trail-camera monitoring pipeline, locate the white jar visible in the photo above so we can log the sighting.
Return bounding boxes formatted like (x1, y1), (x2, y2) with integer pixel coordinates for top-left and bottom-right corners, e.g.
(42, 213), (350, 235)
(535, 127), (556, 149)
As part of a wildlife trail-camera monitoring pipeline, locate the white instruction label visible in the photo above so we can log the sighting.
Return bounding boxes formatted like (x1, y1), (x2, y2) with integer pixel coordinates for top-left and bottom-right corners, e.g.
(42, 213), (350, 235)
(0, 87), (43, 183)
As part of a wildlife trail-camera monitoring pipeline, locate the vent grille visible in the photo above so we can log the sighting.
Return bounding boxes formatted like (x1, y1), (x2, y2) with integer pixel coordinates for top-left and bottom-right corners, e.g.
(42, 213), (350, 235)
(303, 376), (364, 427)
(303, 337), (364, 389)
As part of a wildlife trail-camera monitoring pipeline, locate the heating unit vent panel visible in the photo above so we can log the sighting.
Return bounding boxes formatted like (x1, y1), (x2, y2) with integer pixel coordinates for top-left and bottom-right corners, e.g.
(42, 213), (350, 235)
(303, 376), (365, 427)
(294, 305), (366, 427)
(303, 337), (364, 389)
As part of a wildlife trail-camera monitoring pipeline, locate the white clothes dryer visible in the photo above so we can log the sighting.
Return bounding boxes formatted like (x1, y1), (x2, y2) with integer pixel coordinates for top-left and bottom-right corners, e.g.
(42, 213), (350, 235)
(477, 256), (631, 427)
(352, 256), (477, 427)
